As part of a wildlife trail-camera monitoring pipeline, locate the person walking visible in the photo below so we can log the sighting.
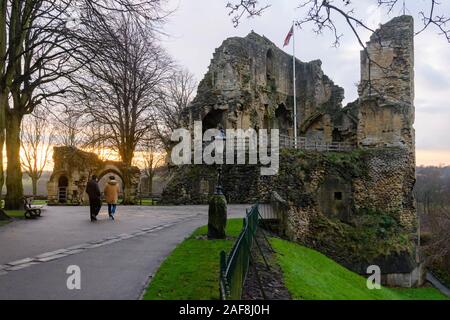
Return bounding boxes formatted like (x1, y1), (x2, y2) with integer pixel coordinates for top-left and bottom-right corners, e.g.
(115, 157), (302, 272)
(86, 175), (102, 222)
(104, 176), (120, 220)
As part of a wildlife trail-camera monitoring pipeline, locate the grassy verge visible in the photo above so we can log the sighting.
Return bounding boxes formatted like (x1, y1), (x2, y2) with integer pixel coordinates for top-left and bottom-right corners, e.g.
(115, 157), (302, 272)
(143, 219), (243, 300)
(139, 199), (156, 206)
(32, 200), (47, 205)
(4, 210), (26, 219)
(271, 238), (448, 300)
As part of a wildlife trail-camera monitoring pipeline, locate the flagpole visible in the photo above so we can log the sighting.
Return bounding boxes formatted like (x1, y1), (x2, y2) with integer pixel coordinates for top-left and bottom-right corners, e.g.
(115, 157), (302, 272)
(292, 21), (298, 149)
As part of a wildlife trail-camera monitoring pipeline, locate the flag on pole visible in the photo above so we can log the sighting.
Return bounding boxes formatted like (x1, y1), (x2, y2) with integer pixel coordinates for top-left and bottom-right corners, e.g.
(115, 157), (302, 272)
(283, 25), (294, 47)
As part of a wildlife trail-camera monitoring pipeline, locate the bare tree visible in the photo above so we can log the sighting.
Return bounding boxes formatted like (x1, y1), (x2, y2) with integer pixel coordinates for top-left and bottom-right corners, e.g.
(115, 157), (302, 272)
(0, 0), (170, 209)
(140, 137), (164, 195)
(74, 12), (172, 204)
(21, 108), (54, 196)
(415, 166), (450, 284)
(427, 206), (450, 262)
(153, 68), (197, 151)
(226, 1), (450, 46)
(53, 105), (83, 148)
(0, 1), (82, 209)
(83, 124), (117, 161)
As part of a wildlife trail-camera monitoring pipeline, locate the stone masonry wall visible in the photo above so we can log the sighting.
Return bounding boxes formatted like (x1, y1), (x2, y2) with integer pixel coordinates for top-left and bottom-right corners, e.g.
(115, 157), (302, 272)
(358, 15), (415, 149)
(162, 16), (418, 283)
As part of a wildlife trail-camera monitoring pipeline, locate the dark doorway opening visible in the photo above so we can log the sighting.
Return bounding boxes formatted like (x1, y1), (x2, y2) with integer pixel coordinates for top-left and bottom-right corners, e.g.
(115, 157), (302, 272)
(58, 176), (69, 203)
(275, 104), (292, 135)
(203, 110), (225, 132)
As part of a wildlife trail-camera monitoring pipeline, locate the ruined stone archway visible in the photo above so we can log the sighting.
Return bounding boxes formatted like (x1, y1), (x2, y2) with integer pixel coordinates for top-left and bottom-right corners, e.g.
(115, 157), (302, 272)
(47, 147), (141, 205)
(96, 165), (124, 184)
(97, 167), (125, 195)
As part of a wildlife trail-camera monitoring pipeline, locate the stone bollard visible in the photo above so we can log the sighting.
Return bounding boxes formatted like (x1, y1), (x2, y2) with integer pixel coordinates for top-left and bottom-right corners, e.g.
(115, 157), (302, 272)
(207, 194), (227, 240)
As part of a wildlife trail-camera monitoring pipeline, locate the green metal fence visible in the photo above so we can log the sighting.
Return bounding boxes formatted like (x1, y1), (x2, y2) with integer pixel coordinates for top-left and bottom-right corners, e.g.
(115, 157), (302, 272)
(219, 204), (260, 300)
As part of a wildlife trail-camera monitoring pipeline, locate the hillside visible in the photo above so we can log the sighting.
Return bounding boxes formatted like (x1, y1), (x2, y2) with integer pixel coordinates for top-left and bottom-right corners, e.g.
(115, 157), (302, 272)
(271, 238), (448, 300)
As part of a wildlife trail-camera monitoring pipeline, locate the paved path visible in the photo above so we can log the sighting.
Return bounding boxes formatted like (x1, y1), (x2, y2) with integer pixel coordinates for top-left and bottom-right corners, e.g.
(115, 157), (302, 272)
(427, 273), (450, 297)
(0, 205), (248, 300)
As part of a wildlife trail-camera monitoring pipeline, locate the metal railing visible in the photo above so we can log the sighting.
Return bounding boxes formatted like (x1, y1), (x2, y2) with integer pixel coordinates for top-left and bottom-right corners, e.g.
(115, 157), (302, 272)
(279, 134), (353, 152)
(192, 135), (353, 154)
(219, 204), (260, 300)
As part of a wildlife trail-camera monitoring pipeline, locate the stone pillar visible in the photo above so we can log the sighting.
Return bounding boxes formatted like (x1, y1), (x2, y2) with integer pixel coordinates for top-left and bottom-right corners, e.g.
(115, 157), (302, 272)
(207, 194), (227, 239)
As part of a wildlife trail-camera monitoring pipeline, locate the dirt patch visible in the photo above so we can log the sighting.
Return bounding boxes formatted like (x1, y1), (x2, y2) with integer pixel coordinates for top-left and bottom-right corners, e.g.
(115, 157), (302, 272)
(242, 228), (292, 300)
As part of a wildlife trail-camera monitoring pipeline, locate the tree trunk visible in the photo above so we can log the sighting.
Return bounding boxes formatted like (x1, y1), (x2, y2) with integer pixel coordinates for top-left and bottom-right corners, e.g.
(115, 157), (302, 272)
(120, 148), (136, 205)
(121, 169), (135, 205)
(0, 128), (4, 204)
(5, 112), (23, 210)
(32, 177), (38, 196)
(148, 173), (153, 195)
(0, 93), (5, 207)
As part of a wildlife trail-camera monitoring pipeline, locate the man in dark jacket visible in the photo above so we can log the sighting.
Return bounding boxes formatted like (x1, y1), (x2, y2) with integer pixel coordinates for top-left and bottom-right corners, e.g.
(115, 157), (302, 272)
(86, 175), (102, 221)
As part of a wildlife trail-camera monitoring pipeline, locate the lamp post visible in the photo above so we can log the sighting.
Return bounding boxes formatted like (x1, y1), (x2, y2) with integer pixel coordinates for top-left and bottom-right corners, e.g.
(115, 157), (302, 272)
(215, 127), (226, 196)
(207, 127), (227, 240)
(215, 166), (224, 195)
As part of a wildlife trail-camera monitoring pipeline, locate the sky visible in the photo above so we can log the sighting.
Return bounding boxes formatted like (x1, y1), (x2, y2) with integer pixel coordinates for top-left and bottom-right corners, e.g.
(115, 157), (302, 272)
(161, 0), (450, 166)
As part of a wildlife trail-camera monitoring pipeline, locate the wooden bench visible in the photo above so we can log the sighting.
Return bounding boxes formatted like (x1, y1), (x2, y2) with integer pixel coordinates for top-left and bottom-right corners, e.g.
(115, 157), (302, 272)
(23, 197), (44, 219)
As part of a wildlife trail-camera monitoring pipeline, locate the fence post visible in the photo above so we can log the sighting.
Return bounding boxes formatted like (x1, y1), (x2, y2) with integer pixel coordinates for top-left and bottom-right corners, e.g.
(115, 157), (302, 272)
(220, 250), (228, 299)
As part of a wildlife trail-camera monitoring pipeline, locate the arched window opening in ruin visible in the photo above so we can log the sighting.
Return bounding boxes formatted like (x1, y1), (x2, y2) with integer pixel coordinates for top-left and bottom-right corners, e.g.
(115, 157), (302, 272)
(202, 109), (225, 132)
(263, 114), (270, 130)
(98, 170), (125, 195)
(266, 49), (274, 80)
(275, 104), (292, 135)
(58, 175), (69, 203)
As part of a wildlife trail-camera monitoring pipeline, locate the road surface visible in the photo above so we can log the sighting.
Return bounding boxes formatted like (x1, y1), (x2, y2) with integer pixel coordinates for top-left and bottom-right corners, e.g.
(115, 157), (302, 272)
(0, 204), (248, 300)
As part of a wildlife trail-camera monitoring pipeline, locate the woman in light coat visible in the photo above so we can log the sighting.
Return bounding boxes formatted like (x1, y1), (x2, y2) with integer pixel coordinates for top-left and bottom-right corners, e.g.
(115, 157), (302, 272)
(104, 176), (120, 220)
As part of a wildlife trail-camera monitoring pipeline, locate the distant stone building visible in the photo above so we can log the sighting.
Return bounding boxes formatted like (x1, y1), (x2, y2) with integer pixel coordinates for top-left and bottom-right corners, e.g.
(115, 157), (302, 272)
(47, 147), (140, 205)
(163, 16), (420, 286)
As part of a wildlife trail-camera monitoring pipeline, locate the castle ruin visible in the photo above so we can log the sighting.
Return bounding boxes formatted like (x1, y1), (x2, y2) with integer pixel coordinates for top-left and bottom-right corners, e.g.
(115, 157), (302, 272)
(163, 16), (419, 286)
(47, 147), (141, 205)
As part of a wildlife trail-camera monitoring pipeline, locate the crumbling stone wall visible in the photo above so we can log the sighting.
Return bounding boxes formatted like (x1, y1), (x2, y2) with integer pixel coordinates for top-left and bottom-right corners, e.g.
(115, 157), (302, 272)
(162, 16), (418, 285)
(272, 149), (417, 282)
(181, 31), (355, 142)
(47, 147), (141, 204)
(353, 148), (416, 230)
(357, 15), (415, 149)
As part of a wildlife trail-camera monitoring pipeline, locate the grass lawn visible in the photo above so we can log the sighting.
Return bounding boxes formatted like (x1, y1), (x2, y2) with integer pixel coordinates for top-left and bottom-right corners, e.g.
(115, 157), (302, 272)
(143, 219), (243, 300)
(271, 238), (448, 300)
(4, 210), (25, 219)
(139, 199), (156, 206)
(32, 199), (47, 205)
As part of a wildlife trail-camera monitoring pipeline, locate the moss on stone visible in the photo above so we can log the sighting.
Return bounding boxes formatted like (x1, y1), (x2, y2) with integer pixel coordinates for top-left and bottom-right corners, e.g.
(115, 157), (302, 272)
(208, 194), (227, 239)
(309, 210), (414, 268)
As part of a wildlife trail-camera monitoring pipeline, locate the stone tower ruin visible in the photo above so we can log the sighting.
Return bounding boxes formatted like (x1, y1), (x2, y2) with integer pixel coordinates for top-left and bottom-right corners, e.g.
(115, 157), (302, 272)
(163, 16), (419, 286)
